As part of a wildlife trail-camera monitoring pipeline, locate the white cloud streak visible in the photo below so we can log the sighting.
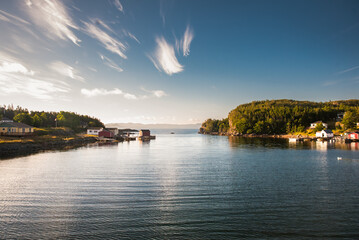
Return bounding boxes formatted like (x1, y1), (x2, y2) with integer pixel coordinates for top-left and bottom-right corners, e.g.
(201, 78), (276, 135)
(0, 61), (34, 76)
(24, 0), (81, 46)
(149, 37), (183, 75)
(0, 9), (30, 25)
(100, 54), (123, 72)
(81, 87), (168, 100)
(114, 0), (124, 13)
(182, 25), (194, 56)
(153, 90), (168, 98)
(0, 53), (69, 100)
(81, 88), (123, 97)
(128, 32), (140, 44)
(83, 21), (127, 59)
(81, 88), (138, 100)
(336, 65), (359, 75)
(141, 87), (168, 98)
(49, 61), (84, 82)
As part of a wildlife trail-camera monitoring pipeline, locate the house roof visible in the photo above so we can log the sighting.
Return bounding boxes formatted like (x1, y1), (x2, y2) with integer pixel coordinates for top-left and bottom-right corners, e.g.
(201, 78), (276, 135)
(1, 117), (12, 121)
(140, 129), (150, 132)
(106, 128), (118, 130)
(0, 122), (14, 127)
(311, 121), (326, 124)
(323, 129), (333, 133)
(87, 127), (103, 130)
(0, 122), (33, 128)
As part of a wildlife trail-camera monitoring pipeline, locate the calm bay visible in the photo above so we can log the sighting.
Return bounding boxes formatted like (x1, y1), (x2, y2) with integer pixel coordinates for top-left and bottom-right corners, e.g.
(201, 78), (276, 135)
(1, 132), (359, 239)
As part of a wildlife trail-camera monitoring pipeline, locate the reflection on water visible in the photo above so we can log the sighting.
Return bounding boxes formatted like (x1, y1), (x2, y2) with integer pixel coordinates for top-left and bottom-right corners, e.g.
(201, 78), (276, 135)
(228, 136), (359, 151)
(0, 134), (359, 239)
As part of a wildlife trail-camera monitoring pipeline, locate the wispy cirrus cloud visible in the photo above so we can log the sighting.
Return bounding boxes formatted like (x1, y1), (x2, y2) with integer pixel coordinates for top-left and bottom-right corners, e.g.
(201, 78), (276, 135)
(149, 37), (183, 75)
(49, 61), (84, 82)
(24, 0), (81, 46)
(0, 9), (30, 25)
(336, 65), (359, 75)
(81, 88), (137, 100)
(0, 53), (69, 100)
(123, 30), (140, 44)
(113, 0), (124, 13)
(81, 87), (168, 100)
(81, 88), (123, 97)
(83, 20), (127, 59)
(0, 60), (34, 76)
(141, 87), (168, 98)
(181, 25), (194, 56)
(100, 54), (123, 72)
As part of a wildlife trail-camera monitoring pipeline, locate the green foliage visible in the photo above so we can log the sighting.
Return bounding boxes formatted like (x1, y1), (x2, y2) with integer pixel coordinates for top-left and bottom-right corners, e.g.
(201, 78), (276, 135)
(3, 105), (104, 131)
(313, 122), (325, 132)
(201, 118), (229, 133)
(32, 114), (43, 127)
(202, 99), (359, 135)
(342, 111), (358, 130)
(13, 113), (33, 125)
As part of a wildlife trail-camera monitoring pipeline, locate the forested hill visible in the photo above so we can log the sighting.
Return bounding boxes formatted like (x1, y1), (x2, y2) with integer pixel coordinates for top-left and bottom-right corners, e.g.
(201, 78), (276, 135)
(200, 99), (359, 135)
(0, 105), (104, 131)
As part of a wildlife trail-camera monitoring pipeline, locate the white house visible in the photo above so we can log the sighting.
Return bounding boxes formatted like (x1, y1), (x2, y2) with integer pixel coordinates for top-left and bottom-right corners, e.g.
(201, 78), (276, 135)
(310, 121), (328, 129)
(316, 129), (334, 138)
(87, 127), (103, 136)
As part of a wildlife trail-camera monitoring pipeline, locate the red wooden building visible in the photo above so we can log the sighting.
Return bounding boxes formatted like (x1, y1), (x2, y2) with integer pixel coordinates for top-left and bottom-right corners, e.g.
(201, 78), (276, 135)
(348, 132), (359, 140)
(139, 129), (151, 137)
(98, 129), (114, 138)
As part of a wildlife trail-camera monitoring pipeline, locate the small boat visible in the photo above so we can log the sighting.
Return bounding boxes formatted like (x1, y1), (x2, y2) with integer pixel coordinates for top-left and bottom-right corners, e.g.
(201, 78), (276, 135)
(337, 157), (342, 160)
(170, 132), (175, 134)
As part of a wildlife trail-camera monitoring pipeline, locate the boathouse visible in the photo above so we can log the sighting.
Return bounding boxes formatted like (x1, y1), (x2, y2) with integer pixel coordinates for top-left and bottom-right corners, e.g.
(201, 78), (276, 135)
(139, 129), (151, 137)
(316, 129), (333, 138)
(348, 132), (359, 140)
(98, 129), (114, 138)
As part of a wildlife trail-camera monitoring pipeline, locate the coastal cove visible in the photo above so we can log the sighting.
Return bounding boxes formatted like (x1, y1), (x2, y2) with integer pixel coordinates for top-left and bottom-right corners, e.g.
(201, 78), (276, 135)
(1, 133), (359, 239)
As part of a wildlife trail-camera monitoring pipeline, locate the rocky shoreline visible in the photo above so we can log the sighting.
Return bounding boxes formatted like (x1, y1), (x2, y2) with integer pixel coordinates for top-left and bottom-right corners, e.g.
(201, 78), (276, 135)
(0, 136), (97, 160)
(199, 132), (307, 139)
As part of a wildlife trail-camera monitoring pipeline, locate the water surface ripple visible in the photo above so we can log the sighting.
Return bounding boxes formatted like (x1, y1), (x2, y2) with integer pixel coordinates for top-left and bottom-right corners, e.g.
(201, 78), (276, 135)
(1, 134), (359, 239)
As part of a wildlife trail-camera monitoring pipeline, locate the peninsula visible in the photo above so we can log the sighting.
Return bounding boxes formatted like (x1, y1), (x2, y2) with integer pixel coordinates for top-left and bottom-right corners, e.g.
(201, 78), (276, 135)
(199, 99), (359, 137)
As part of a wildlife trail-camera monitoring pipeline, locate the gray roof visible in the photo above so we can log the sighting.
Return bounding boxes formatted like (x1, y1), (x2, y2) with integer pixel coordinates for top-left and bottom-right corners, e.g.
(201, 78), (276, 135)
(87, 127), (103, 130)
(0, 122), (33, 128)
(323, 129), (333, 133)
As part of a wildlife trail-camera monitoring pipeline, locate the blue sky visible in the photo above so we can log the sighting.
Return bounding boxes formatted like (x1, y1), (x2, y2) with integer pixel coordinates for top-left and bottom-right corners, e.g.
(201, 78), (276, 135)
(0, 0), (358, 124)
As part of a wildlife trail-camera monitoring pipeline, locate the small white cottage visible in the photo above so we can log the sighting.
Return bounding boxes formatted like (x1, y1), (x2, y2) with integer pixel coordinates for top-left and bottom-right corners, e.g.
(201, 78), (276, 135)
(87, 127), (103, 136)
(316, 129), (333, 138)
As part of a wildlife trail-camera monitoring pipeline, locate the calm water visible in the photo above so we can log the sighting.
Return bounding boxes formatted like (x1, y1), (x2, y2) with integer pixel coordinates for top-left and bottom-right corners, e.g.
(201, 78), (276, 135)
(1, 133), (359, 239)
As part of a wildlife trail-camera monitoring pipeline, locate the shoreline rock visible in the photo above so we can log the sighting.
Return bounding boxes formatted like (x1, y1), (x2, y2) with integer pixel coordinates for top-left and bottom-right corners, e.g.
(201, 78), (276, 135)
(0, 137), (97, 160)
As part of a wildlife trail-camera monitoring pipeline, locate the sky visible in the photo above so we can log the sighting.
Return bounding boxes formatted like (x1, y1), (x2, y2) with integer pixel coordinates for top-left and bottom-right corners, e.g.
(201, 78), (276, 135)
(0, 0), (359, 124)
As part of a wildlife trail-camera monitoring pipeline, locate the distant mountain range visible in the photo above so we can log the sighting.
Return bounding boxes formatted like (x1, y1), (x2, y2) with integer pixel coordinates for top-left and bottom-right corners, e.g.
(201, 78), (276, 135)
(105, 122), (201, 130)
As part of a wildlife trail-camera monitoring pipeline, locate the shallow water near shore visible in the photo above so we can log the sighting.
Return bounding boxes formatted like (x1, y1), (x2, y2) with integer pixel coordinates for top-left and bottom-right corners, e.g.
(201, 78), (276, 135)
(1, 132), (359, 239)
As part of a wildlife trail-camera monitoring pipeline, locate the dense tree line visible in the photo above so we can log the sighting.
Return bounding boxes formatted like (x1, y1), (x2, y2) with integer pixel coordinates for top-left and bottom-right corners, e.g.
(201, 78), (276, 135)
(201, 100), (359, 134)
(201, 118), (229, 134)
(0, 104), (104, 131)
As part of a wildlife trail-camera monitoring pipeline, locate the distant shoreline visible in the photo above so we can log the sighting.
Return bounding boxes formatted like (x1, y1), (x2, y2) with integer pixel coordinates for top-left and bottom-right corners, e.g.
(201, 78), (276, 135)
(199, 132), (313, 139)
